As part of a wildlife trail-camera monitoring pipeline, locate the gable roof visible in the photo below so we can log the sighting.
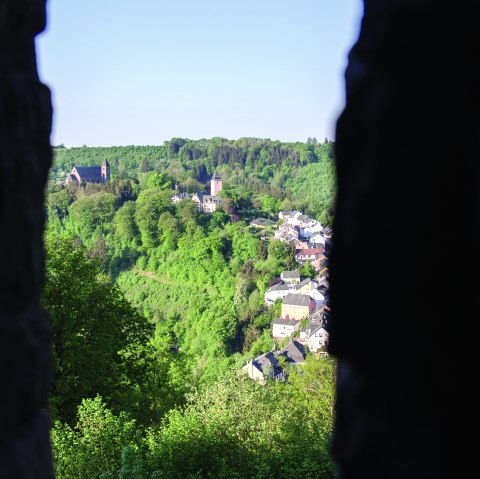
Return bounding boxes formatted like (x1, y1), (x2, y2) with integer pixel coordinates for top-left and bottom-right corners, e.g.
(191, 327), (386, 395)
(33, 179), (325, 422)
(273, 317), (298, 326)
(211, 170), (221, 180)
(295, 248), (324, 256)
(296, 278), (315, 289)
(281, 270), (300, 280)
(309, 323), (328, 337)
(74, 166), (103, 181)
(253, 351), (282, 376)
(278, 340), (306, 364)
(282, 294), (313, 307)
(268, 283), (291, 292)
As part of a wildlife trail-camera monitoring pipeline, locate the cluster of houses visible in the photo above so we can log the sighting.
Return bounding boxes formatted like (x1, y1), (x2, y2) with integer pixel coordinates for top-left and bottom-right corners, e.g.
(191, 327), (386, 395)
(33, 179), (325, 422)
(242, 211), (333, 384)
(250, 210), (331, 272)
(243, 268), (330, 383)
(171, 171), (223, 213)
(243, 209), (332, 384)
(269, 270), (330, 352)
(275, 210), (332, 272)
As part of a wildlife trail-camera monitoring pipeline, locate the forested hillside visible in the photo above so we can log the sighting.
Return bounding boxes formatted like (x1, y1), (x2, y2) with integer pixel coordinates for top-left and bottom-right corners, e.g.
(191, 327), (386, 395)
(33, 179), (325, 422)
(52, 137), (335, 223)
(44, 137), (337, 478)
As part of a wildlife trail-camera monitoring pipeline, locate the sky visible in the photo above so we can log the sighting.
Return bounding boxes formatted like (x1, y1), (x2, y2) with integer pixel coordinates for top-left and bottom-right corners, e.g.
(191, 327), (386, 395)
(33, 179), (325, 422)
(37, 0), (363, 148)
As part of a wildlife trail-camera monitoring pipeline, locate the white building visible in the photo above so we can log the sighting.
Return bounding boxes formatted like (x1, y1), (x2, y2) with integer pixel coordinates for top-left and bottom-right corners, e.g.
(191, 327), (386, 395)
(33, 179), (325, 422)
(190, 171), (223, 213)
(308, 324), (329, 352)
(264, 283), (295, 306)
(272, 317), (300, 339)
(308, 289), (325, 307)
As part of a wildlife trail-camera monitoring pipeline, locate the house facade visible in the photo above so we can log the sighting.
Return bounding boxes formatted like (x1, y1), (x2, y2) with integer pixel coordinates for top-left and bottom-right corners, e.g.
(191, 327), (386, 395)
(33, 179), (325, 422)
(281, 294), (316, 320)
(264, 283), (294, 306)
(308, 289), (325, 306)
(295, 278), (318, 294)
(308, 325), (329, 352)
(242, 340), (305, 384)
(281, 270), (301, 284)
(272, 317), (300, 339)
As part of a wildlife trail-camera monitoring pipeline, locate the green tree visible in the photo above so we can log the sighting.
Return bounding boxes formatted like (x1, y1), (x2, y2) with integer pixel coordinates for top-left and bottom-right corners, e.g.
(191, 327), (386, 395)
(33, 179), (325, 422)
(68, 192), (118, 247)
(301, 261), (316, 279)
(261, 195), (278, 215)
(134, 189), (174, 248)
(112, 201), (139, 247)
(43, 232), (153, 423)
(146, 171), (174, 190)
(50, 396), (142, 479)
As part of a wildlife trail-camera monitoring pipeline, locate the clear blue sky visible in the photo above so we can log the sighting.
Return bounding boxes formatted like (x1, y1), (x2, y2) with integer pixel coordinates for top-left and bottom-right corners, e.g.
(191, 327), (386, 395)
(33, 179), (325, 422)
(37, 0), (362, 147)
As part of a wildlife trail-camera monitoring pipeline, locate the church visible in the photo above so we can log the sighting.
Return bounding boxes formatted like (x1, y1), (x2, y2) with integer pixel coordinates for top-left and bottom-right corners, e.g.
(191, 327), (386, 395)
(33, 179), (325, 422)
(65, 159), (110, 184)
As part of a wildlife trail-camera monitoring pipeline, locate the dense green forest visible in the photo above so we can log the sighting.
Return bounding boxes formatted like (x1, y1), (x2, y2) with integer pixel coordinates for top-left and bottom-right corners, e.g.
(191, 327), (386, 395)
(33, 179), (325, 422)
(44, 137), (337, 478)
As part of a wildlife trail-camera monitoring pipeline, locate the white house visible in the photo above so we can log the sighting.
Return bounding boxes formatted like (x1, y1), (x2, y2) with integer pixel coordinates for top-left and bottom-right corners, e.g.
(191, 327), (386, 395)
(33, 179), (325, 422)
(300, 220), (323, 238)
(264, 283), (294, 305)
(308, 324), (329, 352)
(289, 211), (305, 226)
(308, 289), (325, 307)
(309, 233), (326, 245)
(279, 210), (300, 221)
(171, 192), (191, 203)
(272, 317), (300, 339)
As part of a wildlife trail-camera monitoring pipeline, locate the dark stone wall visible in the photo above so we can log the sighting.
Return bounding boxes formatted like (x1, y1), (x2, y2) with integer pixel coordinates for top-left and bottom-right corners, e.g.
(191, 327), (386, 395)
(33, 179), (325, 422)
(329, 3), (479, 478)
(0, 0), (53, 477)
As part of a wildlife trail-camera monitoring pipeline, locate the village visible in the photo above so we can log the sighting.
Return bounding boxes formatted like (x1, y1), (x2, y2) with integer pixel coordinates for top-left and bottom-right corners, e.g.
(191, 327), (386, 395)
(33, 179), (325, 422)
(243, 209), (333, 384)
(171, 170), (333, 384)
(65, 163), (332, 385)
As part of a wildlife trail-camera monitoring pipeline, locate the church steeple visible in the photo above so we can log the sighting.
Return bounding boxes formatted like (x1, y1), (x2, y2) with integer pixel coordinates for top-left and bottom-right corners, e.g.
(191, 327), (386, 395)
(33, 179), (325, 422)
(210, 170), (222, 196)
(101, 159), (110, 183)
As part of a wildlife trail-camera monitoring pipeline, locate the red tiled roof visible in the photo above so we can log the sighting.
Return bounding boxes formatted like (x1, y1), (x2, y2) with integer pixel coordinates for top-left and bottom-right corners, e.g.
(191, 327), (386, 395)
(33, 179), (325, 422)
(295, 248), (323, 255)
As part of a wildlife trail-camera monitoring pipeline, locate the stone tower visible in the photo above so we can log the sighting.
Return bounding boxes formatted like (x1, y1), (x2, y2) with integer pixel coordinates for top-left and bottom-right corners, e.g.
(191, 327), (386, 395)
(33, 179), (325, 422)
(210, 170), (222, 196)
(101, 159), (110, 183)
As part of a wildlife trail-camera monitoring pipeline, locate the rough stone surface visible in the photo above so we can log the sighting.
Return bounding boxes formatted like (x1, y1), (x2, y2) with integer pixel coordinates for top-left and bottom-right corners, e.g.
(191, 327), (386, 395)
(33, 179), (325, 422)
(329, 3), (479, 478)
(0, 0), (53, 477)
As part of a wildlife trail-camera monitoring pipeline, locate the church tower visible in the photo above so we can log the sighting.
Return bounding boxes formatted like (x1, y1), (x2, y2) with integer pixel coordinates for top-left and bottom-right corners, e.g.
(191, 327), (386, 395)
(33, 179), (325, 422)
(210, 170), (222, 196)
(101, 159), (110, 183)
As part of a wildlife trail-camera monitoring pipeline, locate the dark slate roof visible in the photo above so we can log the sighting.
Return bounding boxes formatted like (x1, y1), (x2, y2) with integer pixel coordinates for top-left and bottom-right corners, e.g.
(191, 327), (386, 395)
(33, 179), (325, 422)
(202, 194), (221, 202)
(74, 166), (103, 181)
(269, 283), (291, 292)
(273, 317), (297, 326)
(296, 278), (313, 289)
(211, 170), (221, 180)
(278, 340), (306, 364)
(281, 270), (300, 279)
(282, 294), (312, 306)
(253, 352), (282, 376)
